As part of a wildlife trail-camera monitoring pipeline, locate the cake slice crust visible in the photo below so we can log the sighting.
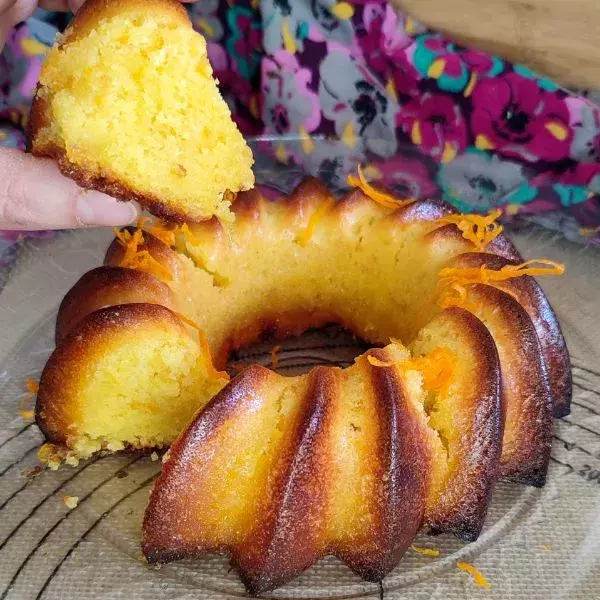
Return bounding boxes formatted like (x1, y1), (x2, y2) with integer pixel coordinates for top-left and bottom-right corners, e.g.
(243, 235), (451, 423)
(28, 0), (254, 222)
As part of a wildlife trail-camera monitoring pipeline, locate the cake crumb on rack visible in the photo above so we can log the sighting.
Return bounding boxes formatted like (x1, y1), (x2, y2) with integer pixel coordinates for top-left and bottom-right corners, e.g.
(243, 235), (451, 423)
(63, 495), (79, 509)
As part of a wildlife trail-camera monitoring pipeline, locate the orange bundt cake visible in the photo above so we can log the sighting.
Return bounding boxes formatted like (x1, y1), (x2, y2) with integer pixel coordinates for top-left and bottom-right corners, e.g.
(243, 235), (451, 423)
(27, 0), (254, 222)
(34, 176), (570, 591)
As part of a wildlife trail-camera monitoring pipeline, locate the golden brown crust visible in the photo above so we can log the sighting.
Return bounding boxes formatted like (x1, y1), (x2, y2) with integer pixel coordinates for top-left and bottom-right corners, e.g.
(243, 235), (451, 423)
(419, 307), (502, 541)
(450, 252), (571, 418)
(55, 266), (176, 344)
(143, 356), (437, 592)
(339, 349), (434, 581)
(232, 366), (337, 594)
(37, 303), (191, 444)
(29, 140), (206, 223)
(60, 0), (190, 45)
(463, 284), (553, 486)
(104, 228), (184, 280)
(425, 223), (523, 261)
(387, 198), (457, 225)
(142, 364), (274, 563)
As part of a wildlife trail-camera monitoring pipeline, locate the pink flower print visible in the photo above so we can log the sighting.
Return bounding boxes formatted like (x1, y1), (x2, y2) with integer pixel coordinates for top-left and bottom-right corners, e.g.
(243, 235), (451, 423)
(554, 163), (600, 188)
(362, 3), (413, 58)
(208, 43), (253, 108)
(461, 49), (500, 77)
(262, 50), (321, 136)
(356, 3), (418, 97)
(470, 73), (572, 162)
(397, 92), (468, 163)
(568, 101), (600, 162)
(372, 154), (439, 199)
(412, 35), (504, 93)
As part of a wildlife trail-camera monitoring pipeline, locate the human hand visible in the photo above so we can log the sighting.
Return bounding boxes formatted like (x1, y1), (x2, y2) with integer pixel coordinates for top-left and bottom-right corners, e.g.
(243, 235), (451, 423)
(0, 0), (198, 231)
(0, 149), (140, 229)
(0, 1), (86, 48)
(0, 0), (139, 230)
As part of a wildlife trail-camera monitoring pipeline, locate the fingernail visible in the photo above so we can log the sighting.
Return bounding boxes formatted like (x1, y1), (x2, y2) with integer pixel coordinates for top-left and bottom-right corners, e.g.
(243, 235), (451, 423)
(76, 191), (140, 226)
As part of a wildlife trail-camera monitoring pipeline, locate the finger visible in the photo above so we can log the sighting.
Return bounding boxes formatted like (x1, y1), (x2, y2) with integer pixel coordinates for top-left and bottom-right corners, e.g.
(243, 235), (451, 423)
(39, 0), (87, 12)
(0, 149), (140, 230)
(0, 0), (36, 48)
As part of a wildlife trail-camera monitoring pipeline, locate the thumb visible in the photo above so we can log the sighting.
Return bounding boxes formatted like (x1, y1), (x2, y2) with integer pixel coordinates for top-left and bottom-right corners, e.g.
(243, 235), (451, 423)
(0, 149), (140, 230)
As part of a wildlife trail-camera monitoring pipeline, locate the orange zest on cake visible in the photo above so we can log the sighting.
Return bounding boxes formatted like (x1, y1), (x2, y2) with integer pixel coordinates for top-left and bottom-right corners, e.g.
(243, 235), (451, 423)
(439, 259), (565, 287)
(409, 348), (455, 393)
(172, 312), (229, 382)
(368, 347), (455, 394)
(437, 209), (504, 251)
(347, 164), (414, 209)
(435, 260), (565, 313)
(139, 217), (178, 248)
(113, 227), (172, 281)
(296, 198), (335, 246)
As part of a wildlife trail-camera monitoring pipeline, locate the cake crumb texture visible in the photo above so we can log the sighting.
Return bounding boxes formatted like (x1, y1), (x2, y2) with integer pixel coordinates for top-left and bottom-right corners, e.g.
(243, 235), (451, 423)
(29, 0), (254, 222)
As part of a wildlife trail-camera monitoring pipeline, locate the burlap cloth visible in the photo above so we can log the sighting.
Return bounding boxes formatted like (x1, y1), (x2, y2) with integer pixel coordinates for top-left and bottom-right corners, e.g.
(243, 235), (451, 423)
(0, 223), (598, 599)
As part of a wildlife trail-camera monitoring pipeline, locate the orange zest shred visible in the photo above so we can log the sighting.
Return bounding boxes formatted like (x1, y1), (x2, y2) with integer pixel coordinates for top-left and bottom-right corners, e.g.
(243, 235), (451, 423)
(439, 259), (565, 287)
(411, 545), (440, 557)
(438, 209), (503, 251)
(271, 345), (281, 369)
(408, 348), (455, 393)
(139, 217), (177, 248)
(179, 223), (199, 245)
(19, 378), (39, 420)
(456, 562), (491, 589)
(113, 227), (172, 281)
(347, 164), (415, 209)
(368, 345), (455, 394)
(436, 282), (482, 313)
(26, 378), (39, 394)
(296, 199), (335, 247)
(367, 355), (398, 368)
(173, 311), (229, 382)
(435, 260), (565, 311)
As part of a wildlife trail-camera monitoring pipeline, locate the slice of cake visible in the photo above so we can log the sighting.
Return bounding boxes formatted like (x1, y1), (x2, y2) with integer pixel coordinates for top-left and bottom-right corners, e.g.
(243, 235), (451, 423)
(28, 0), (254, 222)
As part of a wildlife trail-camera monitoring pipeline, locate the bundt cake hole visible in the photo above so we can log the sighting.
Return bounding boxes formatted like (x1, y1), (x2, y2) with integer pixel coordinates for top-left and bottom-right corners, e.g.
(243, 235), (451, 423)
(225, 324), (372, 376)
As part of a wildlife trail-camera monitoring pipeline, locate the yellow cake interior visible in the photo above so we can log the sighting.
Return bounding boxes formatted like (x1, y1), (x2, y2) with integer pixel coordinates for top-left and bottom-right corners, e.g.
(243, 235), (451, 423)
(34, 8), (254, 221)
(171, 201), (466, 358)
(42, 322), (227, 466)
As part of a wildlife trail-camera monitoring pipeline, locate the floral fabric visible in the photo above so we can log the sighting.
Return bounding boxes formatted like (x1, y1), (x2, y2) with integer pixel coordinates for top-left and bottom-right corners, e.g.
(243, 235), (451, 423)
(2, 0), (600, 271)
